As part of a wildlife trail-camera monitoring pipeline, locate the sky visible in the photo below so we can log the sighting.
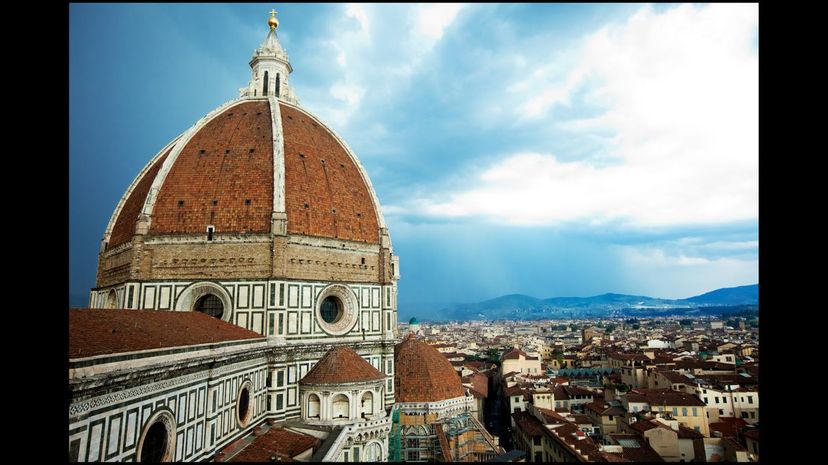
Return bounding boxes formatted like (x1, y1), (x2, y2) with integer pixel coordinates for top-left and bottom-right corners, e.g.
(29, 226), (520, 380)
(69, 3), (759, 319)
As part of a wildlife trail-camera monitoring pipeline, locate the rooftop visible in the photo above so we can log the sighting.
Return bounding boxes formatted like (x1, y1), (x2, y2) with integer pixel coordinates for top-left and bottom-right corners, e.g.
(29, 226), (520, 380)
(69, 308), (264, 358)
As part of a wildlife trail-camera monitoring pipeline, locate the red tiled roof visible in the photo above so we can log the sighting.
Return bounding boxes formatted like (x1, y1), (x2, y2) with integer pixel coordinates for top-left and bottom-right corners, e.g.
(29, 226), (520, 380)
(462, 372), (489, 399)
(502, 348), (527, 360)
(69, 309), (263, 358)
(535, 407), (569, 425)
(300, 346), (385, 385)
(632, 388), (706, 407)
(676, 425), (704, 439)
(281, 104), (379, 243)
(709, 417), (749, 438)
(512, 411), (546, 437)
(228, 427), (320, 462)
(395, 335), (465, 402)
(151, 101), (274, 235)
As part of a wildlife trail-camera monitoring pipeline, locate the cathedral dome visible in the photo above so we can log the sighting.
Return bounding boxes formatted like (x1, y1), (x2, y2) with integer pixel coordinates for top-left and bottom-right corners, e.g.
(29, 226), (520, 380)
(103, 98), (383, 249)
(394, 334), (465, 402)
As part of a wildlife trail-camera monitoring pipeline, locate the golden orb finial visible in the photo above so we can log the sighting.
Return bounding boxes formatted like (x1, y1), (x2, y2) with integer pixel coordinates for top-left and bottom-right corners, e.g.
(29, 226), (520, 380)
(268, 9), (279, 30)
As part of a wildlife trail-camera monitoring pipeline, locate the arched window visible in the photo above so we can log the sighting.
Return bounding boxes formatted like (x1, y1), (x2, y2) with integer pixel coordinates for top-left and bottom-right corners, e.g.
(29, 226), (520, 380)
(307, 394), (321, 419)
(194, 294), (223, 319)
(275, 73), (281, 97)
(141, 422), (168, 462)
(263, 70), (269, 96)
(237, 382), (253, 427)
(364, 442), (382, 462)
(361, 391), (374, 418)
(105, 289), (117, 309)
(332, 394), (350, 419)
(137, 411), (176, 462)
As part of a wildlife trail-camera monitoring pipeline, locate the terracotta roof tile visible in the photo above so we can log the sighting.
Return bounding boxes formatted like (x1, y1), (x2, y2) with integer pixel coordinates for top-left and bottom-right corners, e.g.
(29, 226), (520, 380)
(300, 346), (385, 385)
(512, 411), (545, 437)
(228, 427), (320, 462)
(395, 335), (465, 402)
(108, 148), (171, 248)
(281, 104), (379, 243)
(632, 388), (706, 407)
(151, 101), (274, 235)
(69, 308), (263, 358)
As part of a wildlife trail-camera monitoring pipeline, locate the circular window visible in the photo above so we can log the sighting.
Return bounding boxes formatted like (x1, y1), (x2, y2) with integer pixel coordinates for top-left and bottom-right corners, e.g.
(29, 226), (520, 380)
(194, 294), (224, 319)
(237, 381), (253, 428)
(137, 410), (176, 462)
(314, 285), (358, 336)
(320, 296), (343, 323)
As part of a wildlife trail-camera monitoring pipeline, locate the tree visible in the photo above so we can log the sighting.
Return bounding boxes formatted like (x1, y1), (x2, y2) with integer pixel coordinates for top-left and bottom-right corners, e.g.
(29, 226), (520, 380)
(605, 324), (617, 334)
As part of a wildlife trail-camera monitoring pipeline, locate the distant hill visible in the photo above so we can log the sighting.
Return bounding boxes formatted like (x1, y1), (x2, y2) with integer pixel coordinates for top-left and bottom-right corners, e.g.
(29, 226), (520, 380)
(434, 284), (758, 321)
(683, 284), (759, 306)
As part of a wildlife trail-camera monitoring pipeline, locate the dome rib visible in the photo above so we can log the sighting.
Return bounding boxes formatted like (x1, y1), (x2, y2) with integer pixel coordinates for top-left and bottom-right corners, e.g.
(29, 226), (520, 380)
(107, 147), (173, 249)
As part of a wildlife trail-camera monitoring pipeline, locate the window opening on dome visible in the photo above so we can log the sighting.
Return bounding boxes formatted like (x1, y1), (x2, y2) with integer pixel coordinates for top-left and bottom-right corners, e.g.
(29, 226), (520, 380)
(199, 149), (205, 155)
(320, 296), (343, 324)
(212, 200), (218, 206)
(304, 203), (309, 209)
(263, 71), (269, 96)
(332, 208), (336, 214)
(249, 148), (255, 153)
(178, 200), (184, 207)
(207, 225), (215, 241)
(361, 258), (366, 265)
(194, 294), (223, 319)
(276, 73), (281, 98)
(225, 149), (230, 154)
(245, 199), (251, 205)
(299, 153), (305, 158)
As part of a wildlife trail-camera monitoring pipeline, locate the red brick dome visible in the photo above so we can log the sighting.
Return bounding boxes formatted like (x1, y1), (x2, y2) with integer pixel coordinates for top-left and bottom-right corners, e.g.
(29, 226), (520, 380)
(395, 334), (465, 402)
(104, 99), (382, 250)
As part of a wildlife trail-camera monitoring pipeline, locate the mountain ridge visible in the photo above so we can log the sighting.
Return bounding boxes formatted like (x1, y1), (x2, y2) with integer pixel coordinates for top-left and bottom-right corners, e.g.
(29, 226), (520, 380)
(428, 284), (758, 321)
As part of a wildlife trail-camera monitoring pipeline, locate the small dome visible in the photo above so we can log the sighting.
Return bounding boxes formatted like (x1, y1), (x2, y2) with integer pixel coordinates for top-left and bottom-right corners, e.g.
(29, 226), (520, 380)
(300, 346), (385, 385)
(409, 317), (419, 325)
(395, 334), (464, 402)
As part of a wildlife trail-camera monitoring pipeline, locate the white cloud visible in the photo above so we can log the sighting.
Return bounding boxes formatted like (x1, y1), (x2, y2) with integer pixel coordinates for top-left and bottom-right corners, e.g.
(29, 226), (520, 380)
(345, 3), (370, 36)
(302, 4), (468, 139)
(415, 3), (465, 41)
(617, 245), (757, 298)
(408, 3), (758, 228)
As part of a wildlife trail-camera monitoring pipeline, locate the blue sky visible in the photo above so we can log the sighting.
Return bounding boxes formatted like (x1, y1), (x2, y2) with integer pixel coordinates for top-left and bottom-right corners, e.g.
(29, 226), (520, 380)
(69, 4), (759, 319)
